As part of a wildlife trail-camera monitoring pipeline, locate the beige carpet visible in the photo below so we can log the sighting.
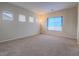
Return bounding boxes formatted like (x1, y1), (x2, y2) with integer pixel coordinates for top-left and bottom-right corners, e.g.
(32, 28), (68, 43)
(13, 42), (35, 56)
(0, 34), (79, 56)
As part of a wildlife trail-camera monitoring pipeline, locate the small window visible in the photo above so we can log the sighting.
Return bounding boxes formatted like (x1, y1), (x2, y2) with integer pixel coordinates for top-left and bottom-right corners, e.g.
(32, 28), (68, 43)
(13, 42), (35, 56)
(35, 17), (39, 23)
(47, 16), (63, 31)
(2, 11), (13, 22)
(19, 14), (26, 22)
(29, 16), (34, 23)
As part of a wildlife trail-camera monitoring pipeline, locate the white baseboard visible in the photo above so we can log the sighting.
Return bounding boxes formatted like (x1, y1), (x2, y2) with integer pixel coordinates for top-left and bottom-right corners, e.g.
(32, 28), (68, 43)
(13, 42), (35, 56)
(44, 32), (76, 39)
(0, 33), (39, 43)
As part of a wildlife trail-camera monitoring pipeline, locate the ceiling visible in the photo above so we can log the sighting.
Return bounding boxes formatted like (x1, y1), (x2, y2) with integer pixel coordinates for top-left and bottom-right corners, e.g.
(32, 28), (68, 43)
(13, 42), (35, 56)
(10, 2), (77, 15)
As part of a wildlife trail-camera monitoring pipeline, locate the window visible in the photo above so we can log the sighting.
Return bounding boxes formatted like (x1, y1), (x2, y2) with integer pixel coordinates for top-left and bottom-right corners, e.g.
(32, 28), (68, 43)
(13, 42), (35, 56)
(36, 18), (39, 23)
(2, 11), (13, 22)
(19, 14), (26, 22)
(29, 16), (34, 23)
(47, 16), (63, 31)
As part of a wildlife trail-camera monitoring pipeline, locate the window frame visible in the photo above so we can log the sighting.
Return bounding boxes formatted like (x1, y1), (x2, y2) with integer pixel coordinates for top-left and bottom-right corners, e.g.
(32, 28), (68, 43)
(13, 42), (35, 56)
(47, 16), (63, 31)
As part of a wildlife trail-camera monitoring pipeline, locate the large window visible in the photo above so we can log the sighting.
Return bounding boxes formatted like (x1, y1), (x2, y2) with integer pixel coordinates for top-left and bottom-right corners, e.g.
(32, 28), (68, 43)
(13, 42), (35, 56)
(2, 11), (13, 22)
(47, 16), (63, 31)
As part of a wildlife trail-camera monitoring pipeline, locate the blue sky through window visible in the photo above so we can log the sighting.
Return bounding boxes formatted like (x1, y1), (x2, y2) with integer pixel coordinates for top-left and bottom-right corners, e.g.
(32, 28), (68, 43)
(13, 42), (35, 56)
(48, 16), (62, 31)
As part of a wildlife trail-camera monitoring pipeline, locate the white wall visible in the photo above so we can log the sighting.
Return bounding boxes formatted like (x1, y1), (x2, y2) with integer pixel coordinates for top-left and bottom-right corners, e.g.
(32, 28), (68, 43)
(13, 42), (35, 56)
(43, 7), (77, 39)
(77, 3), (79, 44)
(0, 3), (40, 42)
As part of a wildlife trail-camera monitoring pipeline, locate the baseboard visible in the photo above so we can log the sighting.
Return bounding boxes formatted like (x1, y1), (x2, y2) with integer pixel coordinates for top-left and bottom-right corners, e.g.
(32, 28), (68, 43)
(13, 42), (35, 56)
(43, 32), (76, 40)
(0, 33), (40, 43)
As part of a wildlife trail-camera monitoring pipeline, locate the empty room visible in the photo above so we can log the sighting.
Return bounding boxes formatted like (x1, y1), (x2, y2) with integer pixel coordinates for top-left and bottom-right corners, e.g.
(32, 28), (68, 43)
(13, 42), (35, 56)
(0, 2), (79, 56)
